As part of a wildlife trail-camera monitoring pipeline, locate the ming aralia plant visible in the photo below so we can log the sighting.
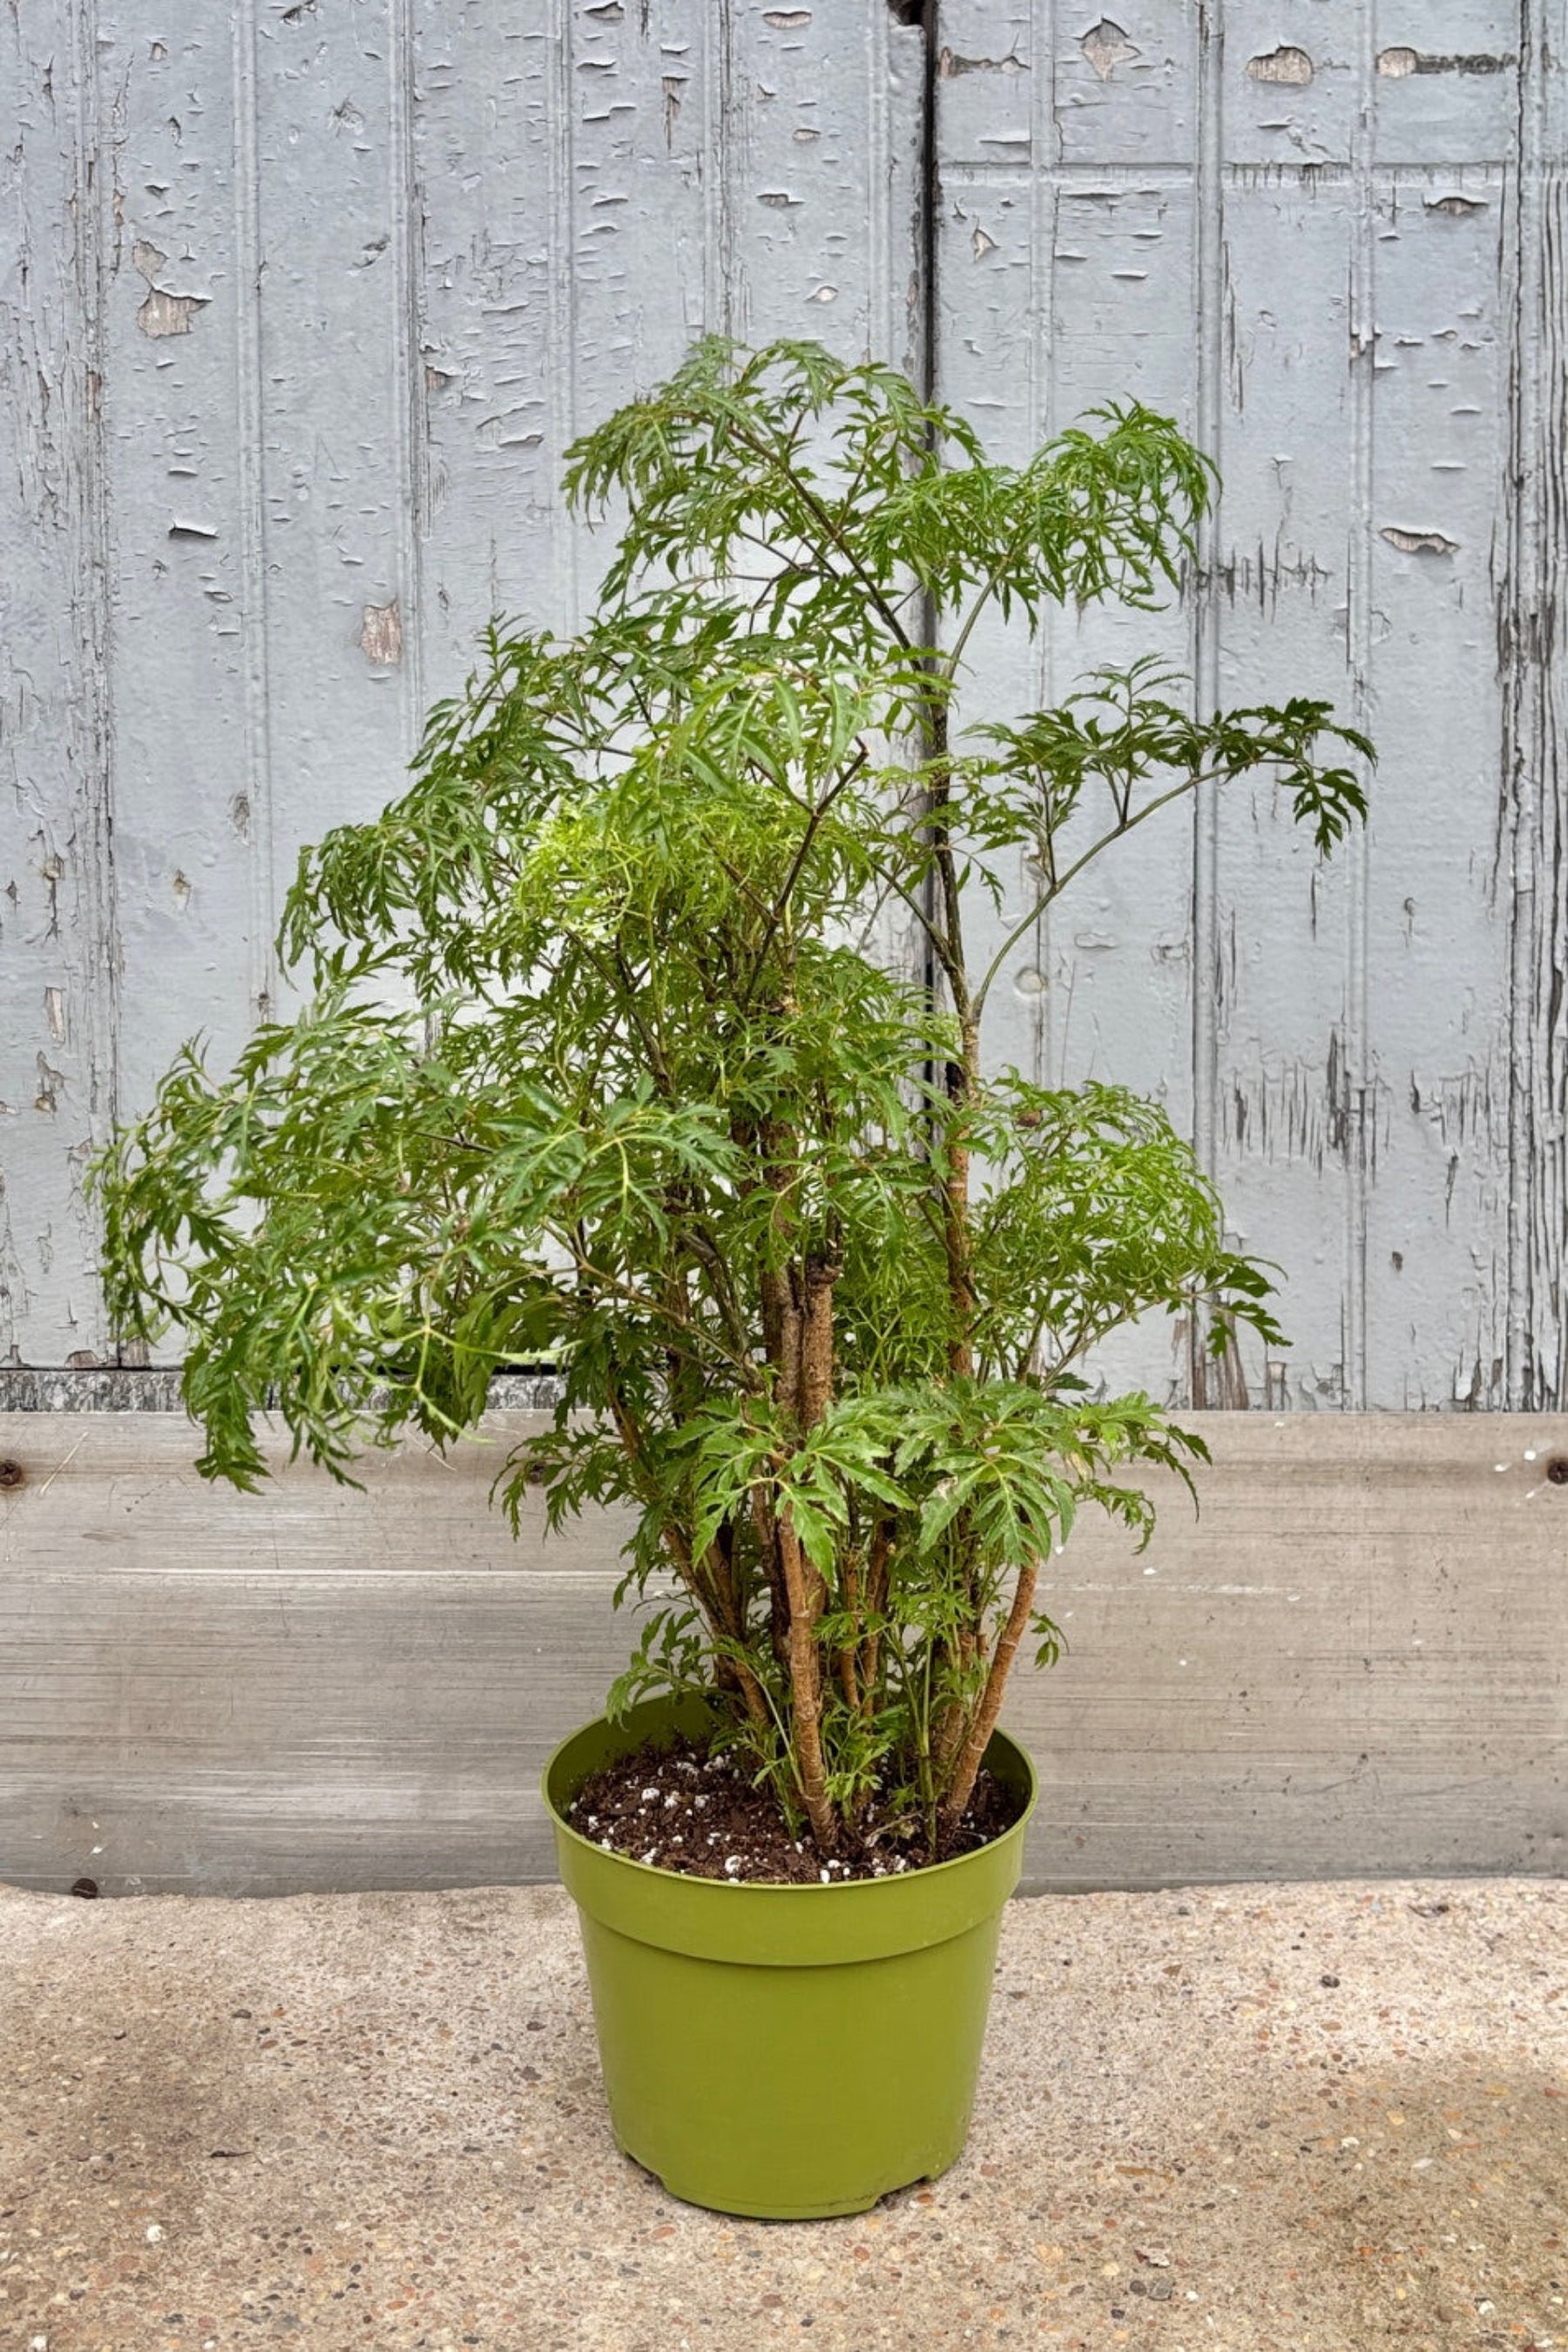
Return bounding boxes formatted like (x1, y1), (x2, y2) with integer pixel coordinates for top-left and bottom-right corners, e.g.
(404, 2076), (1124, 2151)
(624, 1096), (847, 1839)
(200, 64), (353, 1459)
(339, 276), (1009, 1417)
(96, 340), (1369, 1867)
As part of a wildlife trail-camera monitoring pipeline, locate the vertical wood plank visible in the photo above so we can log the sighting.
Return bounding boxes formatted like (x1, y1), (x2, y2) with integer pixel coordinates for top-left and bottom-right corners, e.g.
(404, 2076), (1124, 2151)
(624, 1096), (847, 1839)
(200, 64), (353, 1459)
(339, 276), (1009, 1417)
(1208, 3), (1365, 1408)
(249, 0), (420, 893)
(413, 0), (582, 692)
(1363, 167), (1514, 1407)
(101, 6), (260, 1223)
(1197, 2), (1388, 1412)
(934, 0), (1556, 1413)
(936, 5), (1210, 1405)
(1501, 0), (1568, 1408)
(0, 0), (119, 1366)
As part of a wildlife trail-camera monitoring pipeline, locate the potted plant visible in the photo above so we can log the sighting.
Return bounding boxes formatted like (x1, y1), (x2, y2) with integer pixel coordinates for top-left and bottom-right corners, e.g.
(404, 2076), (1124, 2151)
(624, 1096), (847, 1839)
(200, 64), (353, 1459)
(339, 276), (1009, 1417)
(94, 339), (1369, 2219)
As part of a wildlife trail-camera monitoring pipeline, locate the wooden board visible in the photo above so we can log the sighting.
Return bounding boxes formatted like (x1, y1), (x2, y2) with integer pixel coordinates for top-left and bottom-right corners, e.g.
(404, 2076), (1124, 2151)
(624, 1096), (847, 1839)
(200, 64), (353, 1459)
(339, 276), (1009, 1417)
(0, 0), (923, 1366)
(2, 1410), (1564, 1896)
(4, 1), (1566, 1406)
(932, 0), (1568, 1411)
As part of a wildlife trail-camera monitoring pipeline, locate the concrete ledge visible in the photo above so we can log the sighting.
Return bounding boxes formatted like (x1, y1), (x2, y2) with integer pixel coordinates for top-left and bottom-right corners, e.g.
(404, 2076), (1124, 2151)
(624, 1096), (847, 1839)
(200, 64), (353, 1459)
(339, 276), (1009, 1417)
(2, 1411), (1566, 1895)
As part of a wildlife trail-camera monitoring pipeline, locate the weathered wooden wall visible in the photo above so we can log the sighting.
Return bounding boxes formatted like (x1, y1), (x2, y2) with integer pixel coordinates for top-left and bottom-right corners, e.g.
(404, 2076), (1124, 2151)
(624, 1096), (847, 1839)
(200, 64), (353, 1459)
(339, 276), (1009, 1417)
(2, 1410), (1564, 1895)
(0, 0), (924, 1363)
(2, 3), (1565, 1409)
(937, 0), (1568, 1414)
(3, 9), (1566, 1895)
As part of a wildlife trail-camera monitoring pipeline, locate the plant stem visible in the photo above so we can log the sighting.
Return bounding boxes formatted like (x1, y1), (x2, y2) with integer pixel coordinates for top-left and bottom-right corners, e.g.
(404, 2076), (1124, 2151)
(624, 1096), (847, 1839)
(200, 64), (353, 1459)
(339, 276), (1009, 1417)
(740, 746), (869, 1013)
(939, 1557), (1038, 1831)
(857, 1517), (891, 1721)
(836, 1555), (861, 1714)
(923, 694), (978, 1376)
(777, 1508), (837, 1851)
(970, 770), (1215, 1021)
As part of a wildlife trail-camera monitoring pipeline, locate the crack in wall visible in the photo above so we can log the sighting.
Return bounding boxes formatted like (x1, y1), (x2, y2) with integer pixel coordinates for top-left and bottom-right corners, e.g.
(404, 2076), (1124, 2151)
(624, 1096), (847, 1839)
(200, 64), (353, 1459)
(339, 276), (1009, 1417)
(1499, 1), (1568, 1409)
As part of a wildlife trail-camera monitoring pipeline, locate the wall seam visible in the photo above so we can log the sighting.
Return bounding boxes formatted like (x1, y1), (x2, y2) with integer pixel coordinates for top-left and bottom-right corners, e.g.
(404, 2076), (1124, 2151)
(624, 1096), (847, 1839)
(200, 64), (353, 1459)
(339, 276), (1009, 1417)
(232, 0), (276, 1031)
(1344, 3), (1375, 1413)
(389, 0), (429, 768)
(1190, 3), (1224, 1402)
(68, 0), (120, 1363)
(549, 0), (580, 624)
(1502, 0), (1565, 1409)
(1027, 2), (1056, 1100)
(704, 1), (737, 345)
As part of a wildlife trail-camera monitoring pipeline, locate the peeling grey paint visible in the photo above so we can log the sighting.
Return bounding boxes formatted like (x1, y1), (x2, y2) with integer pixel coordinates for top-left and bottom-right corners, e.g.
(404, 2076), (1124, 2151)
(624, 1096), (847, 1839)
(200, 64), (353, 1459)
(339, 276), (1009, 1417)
(131, 237), (212, 341)
(1246, 46), (1314, 87)
(934, 0), (1565, 1412)
(0, 0), (925, 1371)
(1378, 47), (1517, 78)
(1381, 524), (1462, 554)
(1078, 21), (1139, 80)
(939, 47), (1028, 79)
(359, 599), (404, 667)
(1, 0), (1563, 1421)
(0, 0), (120, 1369)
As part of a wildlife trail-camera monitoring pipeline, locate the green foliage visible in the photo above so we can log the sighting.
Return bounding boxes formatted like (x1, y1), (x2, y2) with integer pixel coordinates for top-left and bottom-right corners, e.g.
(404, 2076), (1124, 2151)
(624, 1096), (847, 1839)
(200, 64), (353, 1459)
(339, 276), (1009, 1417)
(92, 337), (1370, 1857)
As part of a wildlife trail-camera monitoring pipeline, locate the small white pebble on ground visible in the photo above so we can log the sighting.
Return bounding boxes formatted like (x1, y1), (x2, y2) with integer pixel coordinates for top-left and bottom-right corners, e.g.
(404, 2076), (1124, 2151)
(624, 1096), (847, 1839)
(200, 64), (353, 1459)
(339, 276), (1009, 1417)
(145, 2223), (163, 2243)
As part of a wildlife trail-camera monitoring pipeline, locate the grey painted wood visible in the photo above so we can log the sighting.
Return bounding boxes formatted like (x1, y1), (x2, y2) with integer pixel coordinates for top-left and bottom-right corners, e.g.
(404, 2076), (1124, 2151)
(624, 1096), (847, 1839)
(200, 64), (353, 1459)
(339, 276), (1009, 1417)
(935, 0), (1568, 1410)
(2, 3), (1565, 1403)
(1, 1410), (1564, 1895)
(0, 0), (120, 1366)
(0, 0), (923, 1365)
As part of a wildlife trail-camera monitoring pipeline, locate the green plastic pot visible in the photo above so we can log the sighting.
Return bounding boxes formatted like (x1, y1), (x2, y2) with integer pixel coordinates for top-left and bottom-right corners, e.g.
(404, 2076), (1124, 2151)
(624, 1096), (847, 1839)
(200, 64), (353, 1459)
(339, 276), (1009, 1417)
(544, 1693), (1037, 2219)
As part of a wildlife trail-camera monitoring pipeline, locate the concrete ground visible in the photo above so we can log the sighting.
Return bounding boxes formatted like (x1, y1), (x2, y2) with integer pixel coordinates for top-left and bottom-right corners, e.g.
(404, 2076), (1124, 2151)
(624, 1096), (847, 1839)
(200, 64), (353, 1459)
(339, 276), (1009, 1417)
(0, 1877), (1563, 2352)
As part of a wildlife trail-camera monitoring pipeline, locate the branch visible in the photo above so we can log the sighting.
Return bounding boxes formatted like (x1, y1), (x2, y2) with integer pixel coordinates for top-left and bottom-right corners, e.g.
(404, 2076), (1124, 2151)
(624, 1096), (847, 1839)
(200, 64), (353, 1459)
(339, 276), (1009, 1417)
(564, 1245), (761, 1386)
(971, 769), (1217, 1020)
(941, 499), (1050, 682)
(740, 744), (869, 1011)
(776, 1507), (837, 1852)
(675, 406), (916, 655)
(938, 1556), (1038, 1830)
